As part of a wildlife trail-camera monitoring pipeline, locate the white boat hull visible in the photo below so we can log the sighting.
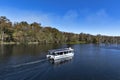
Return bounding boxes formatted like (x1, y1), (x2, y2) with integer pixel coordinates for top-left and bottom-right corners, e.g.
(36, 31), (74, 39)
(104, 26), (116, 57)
(47, 52), (74, 61)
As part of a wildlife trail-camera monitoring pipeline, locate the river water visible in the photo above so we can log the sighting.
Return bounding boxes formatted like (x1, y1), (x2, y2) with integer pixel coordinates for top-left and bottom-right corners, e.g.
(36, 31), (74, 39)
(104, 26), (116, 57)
(0, 44), (120, 80)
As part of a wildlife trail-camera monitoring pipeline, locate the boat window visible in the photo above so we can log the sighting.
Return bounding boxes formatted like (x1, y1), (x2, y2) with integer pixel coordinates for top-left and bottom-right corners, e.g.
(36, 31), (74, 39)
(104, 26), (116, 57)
(57, 52), (63, 55)
(68, 51), (72, 53)
(64, 51), (68, 54)
(52, 52), (57, 55)
(60, 52), (63, 55)
(52, 53), (55, 55)
(57, 53), (59, 55)
(48, 52), (51, 55)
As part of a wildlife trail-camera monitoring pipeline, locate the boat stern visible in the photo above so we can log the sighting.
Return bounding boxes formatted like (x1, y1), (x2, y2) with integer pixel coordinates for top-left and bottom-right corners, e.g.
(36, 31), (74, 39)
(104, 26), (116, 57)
(46, 55), (55, 60)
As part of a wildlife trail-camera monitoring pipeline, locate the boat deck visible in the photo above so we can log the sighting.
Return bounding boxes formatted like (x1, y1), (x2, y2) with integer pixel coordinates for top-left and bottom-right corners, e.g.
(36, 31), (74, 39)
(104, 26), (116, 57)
(48, 48), (73, 53)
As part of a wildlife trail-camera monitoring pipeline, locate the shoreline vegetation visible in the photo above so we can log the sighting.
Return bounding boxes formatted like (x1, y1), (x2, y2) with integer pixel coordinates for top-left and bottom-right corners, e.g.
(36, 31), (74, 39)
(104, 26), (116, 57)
(0, 42), (39, 45)
(0, 41), (87, 45)
(0, 16), (120, 45)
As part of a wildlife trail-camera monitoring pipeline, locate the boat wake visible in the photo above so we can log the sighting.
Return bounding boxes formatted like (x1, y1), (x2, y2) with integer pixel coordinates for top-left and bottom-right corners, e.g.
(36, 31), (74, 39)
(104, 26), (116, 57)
(12, 59), (47, 68)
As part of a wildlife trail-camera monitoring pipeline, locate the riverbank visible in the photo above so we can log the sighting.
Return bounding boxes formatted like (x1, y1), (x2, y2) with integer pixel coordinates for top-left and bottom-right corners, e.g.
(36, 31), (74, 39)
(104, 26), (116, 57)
(0, 41), (87, 45)
(0, 42), (39, 45)
(65, 41), (87, 44)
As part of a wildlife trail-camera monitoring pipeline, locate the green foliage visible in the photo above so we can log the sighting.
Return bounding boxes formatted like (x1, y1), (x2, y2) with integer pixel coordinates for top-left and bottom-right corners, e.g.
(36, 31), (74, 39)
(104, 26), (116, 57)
(0, 16), (120, 44)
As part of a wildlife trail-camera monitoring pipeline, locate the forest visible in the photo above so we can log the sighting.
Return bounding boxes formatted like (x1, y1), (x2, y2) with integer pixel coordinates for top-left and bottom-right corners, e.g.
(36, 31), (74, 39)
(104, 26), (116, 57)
(0, 16), (120, 44)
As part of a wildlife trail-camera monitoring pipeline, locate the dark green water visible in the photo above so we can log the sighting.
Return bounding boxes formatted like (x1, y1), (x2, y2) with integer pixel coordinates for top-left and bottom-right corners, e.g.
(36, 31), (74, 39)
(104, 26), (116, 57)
(0, 44), (120, 80)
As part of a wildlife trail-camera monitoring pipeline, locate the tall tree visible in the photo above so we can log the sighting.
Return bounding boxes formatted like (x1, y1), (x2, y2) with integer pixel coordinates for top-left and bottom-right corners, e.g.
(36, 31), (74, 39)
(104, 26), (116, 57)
(0, 16), (12, 43)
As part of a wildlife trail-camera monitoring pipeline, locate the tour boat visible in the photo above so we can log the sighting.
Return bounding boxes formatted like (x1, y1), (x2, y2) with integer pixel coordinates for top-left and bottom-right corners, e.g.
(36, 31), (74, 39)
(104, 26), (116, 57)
(46, 47), (74, 61)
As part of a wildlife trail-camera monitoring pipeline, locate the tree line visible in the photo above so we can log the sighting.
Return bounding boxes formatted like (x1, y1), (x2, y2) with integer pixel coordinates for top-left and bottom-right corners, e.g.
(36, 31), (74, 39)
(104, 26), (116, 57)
(0, 16), (120, 44)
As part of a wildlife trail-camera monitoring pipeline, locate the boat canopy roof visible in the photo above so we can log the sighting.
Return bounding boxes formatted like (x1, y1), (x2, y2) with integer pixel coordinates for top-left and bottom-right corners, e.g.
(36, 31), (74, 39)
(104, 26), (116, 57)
(48, 47), (73, 53)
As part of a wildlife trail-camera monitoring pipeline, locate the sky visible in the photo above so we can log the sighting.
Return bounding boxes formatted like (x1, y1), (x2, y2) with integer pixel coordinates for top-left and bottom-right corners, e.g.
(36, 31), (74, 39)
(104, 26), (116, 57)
(0, 0), (120, 36)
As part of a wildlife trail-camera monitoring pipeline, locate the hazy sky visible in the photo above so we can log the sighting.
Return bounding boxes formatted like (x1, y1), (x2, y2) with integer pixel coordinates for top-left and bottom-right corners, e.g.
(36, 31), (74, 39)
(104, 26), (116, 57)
(0, 0), (120, 36)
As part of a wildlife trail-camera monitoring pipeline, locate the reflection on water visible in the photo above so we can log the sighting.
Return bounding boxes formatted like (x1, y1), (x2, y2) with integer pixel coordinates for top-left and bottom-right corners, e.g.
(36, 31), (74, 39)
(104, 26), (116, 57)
(0, 44), (73, 68)
(49, 57), (73, 65)
(99, 43), (120, 50)
(1, 44), (120, 80)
